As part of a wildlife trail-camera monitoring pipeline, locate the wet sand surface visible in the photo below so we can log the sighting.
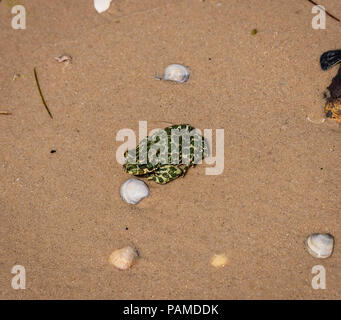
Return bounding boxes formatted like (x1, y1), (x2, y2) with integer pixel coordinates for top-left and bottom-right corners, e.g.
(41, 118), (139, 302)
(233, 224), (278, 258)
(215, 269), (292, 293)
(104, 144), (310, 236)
(0, 0), (340, 299)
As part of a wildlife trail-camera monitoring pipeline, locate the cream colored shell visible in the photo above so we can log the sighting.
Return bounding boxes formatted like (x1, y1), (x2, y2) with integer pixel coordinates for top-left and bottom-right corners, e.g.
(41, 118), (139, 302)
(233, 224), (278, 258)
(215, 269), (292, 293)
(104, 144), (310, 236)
(109, 246), (138, 270)
(306, 233), (334, 259)
(163, 64), (190, 83)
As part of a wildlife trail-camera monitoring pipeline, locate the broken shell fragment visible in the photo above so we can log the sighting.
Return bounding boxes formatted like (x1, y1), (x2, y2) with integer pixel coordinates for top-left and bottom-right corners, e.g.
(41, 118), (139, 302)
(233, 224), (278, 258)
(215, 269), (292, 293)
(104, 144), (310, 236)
(109, 246), (138, 270)
(55, 54), (72, 63)
(306, 112), (325, 124)
(210, 253), (229, 267)
(120, 178), (150, 204)
(306, 233), (334, 259)
(164, 64), (190, 83)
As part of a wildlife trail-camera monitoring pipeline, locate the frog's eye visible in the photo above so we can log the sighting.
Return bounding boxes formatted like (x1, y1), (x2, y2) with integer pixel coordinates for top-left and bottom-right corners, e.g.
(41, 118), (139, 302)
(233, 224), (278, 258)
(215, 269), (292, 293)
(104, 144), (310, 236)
(326, 110), (333, 118)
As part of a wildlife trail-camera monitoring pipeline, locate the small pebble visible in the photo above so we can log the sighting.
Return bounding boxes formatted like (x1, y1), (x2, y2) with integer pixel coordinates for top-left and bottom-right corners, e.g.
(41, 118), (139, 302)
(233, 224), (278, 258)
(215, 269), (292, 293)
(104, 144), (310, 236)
(251, 29), (258, 35)
(153, 74), (163, 81)
(210, 253), (229, 267)
(12, 73), (20, 81)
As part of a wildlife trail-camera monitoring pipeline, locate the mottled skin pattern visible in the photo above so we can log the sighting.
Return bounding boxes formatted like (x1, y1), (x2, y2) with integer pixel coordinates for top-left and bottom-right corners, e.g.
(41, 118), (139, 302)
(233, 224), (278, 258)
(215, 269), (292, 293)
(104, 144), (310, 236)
(321, 50), (341, 123)
(123, 124), (208, 184)
(325, 99), (341, 123)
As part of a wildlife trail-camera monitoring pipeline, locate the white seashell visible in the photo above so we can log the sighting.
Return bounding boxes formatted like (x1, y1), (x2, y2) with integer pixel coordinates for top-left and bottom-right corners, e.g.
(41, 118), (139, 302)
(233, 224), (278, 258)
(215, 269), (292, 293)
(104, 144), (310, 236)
(210, 253), (229, 267)
(109, 246), (138, 270)
(94, 0), (112, 13)
(306, 233), (334, 259)
(120, 178), (150, 204)
(163, 64), (190, 83)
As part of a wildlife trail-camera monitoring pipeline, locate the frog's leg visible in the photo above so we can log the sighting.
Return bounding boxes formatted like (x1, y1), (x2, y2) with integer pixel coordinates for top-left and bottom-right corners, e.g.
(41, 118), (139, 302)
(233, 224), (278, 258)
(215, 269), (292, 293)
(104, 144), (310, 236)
(123, 162), (156, 176)
(182, 163), (196, 176)
(147, 165), (183, 184)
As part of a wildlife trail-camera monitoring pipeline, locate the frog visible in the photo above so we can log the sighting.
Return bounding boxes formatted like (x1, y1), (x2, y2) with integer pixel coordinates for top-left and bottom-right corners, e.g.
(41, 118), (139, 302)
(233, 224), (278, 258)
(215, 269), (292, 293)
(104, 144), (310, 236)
(123, 124), (208, 184)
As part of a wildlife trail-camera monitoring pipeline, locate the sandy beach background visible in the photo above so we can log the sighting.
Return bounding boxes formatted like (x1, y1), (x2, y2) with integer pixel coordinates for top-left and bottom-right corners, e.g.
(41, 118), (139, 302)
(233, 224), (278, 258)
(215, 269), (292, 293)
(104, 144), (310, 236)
(0, 0), (340, 299)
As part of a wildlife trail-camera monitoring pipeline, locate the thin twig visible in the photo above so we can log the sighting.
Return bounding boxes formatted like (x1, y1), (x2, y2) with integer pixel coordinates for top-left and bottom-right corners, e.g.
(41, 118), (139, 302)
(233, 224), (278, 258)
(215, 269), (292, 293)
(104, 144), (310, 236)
(34, 67), (53, 119)
(0, 111), (12, 115)
(307, 0), (340, 22)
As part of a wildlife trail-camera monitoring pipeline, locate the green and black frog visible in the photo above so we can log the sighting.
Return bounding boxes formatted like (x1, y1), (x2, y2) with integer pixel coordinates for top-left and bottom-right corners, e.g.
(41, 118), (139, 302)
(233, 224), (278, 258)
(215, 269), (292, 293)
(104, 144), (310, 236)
(123, 124), (208, 184)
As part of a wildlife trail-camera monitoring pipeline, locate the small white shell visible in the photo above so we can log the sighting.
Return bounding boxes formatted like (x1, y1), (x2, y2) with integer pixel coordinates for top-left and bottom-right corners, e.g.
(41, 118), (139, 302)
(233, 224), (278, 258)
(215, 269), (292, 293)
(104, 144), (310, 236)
(94, 0), (112, 13)
(306, 233), (334, 259)
(164, 64), (190, 83)
(109, 246), (138, 270)
(120, 178), (150, 204)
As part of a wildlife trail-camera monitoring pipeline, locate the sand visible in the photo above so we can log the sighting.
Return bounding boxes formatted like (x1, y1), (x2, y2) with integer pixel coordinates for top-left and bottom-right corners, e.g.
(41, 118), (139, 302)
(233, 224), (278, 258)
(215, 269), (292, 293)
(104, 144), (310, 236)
(0, 0), (340, 299)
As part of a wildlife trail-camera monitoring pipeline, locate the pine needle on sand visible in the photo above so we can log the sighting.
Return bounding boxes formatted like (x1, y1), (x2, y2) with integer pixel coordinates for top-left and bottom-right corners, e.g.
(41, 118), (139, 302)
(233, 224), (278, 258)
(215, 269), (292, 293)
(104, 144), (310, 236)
(34, 67), (53, 119)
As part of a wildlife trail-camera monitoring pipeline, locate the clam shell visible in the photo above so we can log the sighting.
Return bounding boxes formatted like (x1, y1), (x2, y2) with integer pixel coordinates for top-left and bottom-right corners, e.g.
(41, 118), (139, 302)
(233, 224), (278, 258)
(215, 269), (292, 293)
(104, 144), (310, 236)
(109, 246), (138, 270)
(306, 233), (334, 259)
(164, 64), (190, 83)
(120, 178), (150, 204)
